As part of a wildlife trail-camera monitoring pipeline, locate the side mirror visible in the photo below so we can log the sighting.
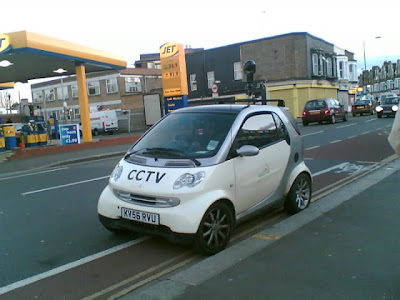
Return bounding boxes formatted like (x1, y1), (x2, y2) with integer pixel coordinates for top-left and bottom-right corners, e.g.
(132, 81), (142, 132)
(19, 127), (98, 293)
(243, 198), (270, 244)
(236, 145), (259, 157)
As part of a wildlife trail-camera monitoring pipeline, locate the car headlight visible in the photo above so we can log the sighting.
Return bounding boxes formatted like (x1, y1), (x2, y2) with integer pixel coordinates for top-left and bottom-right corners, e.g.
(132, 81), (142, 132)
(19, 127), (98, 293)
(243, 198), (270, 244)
(110, 164), (123, 181)
(392, 105), (398, 112)
(173, 171), (205, 189)
(375, 106), (383, 112)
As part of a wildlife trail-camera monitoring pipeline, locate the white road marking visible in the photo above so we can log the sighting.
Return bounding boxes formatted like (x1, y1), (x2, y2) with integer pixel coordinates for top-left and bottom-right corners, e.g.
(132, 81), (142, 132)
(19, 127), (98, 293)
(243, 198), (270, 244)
(305, 145), (320, 150)
(0, 237), (149, 296)
(0, 167), (69, 181)
(302, 130), (324, 137)
(312, 162), (350, 177)
(337, 123), (356, 129)
(21, 175), (110, 196)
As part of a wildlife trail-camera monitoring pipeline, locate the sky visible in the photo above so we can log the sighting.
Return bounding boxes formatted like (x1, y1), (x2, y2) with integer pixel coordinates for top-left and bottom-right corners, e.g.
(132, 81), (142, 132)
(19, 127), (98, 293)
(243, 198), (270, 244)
(1, 0), (400, 102)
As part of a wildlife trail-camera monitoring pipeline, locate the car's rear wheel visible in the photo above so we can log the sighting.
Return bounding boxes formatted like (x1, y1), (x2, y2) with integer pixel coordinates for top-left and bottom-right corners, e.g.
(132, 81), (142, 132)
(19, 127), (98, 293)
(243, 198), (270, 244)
(194, 202), (234, 255)
(377, 114), (382, 118)
(330, 114), (336, 124)
(302, 120), (308, 126)
(284, 173), (311, 214)
(343, 112), (348, 122)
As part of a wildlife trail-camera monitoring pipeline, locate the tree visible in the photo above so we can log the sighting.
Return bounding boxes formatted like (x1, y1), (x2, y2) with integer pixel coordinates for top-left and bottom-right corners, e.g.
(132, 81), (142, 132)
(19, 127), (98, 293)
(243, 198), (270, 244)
(0, 90), (12, 112)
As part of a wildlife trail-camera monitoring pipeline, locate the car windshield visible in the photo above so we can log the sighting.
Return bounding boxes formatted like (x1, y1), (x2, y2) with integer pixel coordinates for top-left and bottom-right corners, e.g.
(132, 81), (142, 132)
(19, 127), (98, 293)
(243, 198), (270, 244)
(305, 100), (326, 109)
(382, 97), (399, 105)
(128, 111), (237, 160)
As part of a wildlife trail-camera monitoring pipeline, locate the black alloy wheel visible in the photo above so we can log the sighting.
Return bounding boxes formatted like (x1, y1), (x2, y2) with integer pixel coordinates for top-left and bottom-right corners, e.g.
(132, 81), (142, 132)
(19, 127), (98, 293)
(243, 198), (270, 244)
(194, 202), (234, 255)
(284, 173), (311, 214)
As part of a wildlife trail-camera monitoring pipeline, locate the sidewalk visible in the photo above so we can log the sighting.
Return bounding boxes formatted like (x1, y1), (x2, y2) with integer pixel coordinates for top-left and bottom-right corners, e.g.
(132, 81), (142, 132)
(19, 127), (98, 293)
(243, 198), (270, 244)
(125, 158), (400, 300)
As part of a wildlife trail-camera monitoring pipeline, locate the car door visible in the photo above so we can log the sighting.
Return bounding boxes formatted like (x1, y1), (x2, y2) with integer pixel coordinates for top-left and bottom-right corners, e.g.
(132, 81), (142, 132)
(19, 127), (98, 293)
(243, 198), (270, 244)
(231, 112), (291, 214)
(332, 99), (345, 119)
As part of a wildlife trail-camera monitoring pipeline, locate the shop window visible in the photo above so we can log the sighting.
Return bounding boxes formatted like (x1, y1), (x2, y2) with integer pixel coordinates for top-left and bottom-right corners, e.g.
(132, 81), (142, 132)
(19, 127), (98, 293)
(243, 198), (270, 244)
(125, 77), (142, 92)
(207, 71), (215, 89)
(45, 88), (56, 102)
(87, 81), (100, 96)
(106, 78), (118, 94)
(57, 86), (68, 101)
(312, 53), (319, 76)
(234, 62), (243, 80)
(33, 91), (43, 103)
(190, 74), (197, 91)
(326, 57), (333, 77)
(74, 108), (81, 119)
(72, 85), (78, 99)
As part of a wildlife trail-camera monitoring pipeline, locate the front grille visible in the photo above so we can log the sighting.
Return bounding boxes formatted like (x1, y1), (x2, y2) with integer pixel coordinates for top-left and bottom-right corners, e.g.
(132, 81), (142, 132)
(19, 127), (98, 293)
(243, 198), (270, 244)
(113, 189), (179, 207)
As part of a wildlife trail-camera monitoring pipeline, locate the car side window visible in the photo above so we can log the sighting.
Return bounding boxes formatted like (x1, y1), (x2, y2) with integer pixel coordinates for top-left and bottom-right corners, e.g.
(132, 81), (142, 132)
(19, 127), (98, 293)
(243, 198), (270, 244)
(230, 113), (286, 155)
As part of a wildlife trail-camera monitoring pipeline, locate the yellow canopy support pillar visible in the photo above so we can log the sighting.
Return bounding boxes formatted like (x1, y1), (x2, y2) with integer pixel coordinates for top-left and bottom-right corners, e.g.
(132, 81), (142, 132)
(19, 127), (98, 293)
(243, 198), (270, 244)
(75, 62), (92, 142)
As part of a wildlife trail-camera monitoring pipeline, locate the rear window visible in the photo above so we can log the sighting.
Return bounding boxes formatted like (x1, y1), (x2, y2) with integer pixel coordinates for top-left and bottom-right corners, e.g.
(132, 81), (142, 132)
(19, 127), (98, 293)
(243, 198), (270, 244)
(305, 100), (327, 109)
(355, 100), (370, 105)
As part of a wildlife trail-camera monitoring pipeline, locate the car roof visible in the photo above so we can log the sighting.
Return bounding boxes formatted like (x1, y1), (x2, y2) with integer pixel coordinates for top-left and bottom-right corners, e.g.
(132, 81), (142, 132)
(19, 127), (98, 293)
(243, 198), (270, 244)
(171, 104), (285, 115)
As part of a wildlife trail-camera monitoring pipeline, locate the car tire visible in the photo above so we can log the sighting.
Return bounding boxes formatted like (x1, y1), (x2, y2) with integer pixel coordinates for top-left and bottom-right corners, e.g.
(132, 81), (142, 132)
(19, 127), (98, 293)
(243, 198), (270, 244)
(352, 113), (356, 117)
(330, 115), (336, 124)
(93, 129), (99, 136)
(302, 120), (308, 126)
(343, 112), (348, 122)
(194, 201), (234, 255)
(284, 173), (311, 214)
(377, 114), (382, 118)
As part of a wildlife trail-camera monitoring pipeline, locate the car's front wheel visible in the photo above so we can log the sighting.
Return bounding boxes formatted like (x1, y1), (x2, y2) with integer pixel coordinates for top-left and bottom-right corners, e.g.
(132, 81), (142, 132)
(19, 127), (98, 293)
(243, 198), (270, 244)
(194, 202), (234, 255)
(284, 173), (311, 214)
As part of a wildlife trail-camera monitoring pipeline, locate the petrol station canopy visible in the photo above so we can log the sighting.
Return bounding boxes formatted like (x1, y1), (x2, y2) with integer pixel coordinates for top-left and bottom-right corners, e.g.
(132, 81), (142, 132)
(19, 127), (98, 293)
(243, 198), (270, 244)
(0, 31), (127, 84)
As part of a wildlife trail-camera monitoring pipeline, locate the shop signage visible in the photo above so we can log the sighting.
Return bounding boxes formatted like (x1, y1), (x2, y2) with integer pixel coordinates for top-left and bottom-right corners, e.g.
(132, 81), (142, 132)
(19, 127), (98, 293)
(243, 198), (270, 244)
(59, 124), (81, 145)
(0, 35), (11, 54)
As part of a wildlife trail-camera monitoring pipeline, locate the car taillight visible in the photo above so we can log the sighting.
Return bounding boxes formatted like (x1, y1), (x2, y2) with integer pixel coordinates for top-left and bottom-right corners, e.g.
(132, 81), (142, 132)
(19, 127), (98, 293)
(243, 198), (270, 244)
(302, 111), (306, 116)
(324, 109), (330, 115)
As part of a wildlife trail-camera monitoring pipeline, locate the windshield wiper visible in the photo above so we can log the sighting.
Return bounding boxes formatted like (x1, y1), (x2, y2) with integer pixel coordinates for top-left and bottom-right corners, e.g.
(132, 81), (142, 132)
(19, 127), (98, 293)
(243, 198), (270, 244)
(125, 147), (201, 166)
(143, 147), (185, 155)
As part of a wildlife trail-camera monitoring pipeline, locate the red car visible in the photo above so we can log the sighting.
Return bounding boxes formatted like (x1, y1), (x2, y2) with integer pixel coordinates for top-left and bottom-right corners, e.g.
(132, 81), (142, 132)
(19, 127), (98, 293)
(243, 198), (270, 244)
(302, 98), (348, 126)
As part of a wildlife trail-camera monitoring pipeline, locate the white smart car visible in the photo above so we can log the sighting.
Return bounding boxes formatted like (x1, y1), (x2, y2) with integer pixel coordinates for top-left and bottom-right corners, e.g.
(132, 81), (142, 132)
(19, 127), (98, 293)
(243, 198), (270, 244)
(98, 103), (312, 255)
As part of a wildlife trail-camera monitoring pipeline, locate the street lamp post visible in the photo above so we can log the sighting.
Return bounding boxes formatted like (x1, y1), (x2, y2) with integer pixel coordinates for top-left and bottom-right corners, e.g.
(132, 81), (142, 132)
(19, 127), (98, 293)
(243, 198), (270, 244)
(53, 68), (68, 124)
(363, 36), (382, 72)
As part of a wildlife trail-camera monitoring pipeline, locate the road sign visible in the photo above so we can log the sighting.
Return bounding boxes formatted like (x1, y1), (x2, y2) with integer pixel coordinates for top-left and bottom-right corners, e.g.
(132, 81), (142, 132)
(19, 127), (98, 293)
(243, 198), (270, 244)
(211, 83), (218, 93)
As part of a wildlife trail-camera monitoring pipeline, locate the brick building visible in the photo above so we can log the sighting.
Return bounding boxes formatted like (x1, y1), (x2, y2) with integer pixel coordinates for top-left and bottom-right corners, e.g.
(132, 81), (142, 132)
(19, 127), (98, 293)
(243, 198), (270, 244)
(185, 32), (358, 118)
(30, 68), (162, 131)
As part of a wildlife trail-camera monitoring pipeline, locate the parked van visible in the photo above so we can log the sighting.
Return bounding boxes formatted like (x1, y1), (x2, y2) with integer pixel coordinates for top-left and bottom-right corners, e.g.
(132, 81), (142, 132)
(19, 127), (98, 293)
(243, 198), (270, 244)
(90, 110), (119, 135)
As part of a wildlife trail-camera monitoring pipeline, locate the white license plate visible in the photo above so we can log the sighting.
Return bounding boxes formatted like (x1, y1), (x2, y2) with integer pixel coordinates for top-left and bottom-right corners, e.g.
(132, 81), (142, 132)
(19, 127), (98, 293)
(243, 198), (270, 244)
(121, 207), (160, 225)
